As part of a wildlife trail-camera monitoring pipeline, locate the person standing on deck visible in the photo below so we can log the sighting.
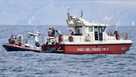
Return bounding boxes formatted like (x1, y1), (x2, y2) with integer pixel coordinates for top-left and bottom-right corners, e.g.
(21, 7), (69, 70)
(34, 32), (40, 47)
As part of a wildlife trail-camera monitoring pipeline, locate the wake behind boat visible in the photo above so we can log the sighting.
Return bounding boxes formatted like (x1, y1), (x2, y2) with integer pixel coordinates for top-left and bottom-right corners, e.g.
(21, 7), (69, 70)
(3, 11), (133, 54)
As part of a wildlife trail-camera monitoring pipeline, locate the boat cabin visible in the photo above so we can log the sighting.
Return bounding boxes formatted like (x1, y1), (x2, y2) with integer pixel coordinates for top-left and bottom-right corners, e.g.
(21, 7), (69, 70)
(66, 15), (108, 42)
(70, 24), (106, 41)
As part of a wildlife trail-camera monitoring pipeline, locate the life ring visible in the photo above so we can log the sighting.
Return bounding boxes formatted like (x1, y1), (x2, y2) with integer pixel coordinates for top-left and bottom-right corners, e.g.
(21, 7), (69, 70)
(68, 36), (73, 42)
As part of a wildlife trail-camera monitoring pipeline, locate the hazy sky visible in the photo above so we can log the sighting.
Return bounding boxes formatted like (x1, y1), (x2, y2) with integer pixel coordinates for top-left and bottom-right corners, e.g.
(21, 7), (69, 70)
(0, 0), (136, 26)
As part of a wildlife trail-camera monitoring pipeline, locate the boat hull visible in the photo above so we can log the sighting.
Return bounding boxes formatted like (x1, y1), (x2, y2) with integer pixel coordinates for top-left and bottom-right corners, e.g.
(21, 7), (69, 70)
(3, 44), (41, 52)
(2, 44), (61, 53)
(61, 43), (132, 54)
(3, 43), (132, 54)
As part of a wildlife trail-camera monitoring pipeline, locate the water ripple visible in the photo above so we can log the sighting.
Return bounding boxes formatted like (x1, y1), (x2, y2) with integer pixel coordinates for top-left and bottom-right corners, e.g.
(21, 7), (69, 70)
(0, 26), (135, 77)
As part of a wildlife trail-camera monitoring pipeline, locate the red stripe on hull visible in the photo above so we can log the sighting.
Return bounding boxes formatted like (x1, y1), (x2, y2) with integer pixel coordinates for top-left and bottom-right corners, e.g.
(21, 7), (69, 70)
(61, 44), (132, 54)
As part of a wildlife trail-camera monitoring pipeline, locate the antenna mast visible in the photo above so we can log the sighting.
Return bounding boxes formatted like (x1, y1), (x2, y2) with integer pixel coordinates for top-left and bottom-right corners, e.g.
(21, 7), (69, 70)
(67, 8), (71, 20)
(80, 10), (83, 18)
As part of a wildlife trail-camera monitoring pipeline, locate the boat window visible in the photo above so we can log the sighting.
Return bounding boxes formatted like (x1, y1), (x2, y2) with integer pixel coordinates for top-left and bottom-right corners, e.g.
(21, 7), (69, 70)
(75, 26), (82, 35)
(89, 26), (93, 32)
(94, 26), (106, 32)
(101, 26), (106, 32)
(94, 26), (104, 41)
(94, 26), (98, 32)
(99, 26), (102, 33)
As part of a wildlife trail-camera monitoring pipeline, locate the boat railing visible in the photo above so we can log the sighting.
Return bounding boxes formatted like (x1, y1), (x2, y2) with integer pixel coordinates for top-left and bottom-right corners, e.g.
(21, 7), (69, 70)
(103, 32), (116, 41)
(62, 35), (83, 42)
(103, 32), (129, 41)
(119, 32), (128, 40)
(61, 34), (95, 43)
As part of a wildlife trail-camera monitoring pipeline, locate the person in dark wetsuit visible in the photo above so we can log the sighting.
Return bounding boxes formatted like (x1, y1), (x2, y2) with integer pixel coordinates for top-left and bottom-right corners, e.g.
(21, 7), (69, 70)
(114, 31), (120, 40)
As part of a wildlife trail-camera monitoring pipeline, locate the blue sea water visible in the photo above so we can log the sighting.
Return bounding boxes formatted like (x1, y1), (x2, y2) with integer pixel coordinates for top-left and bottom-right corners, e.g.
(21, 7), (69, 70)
(0, 25), (135, 77)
